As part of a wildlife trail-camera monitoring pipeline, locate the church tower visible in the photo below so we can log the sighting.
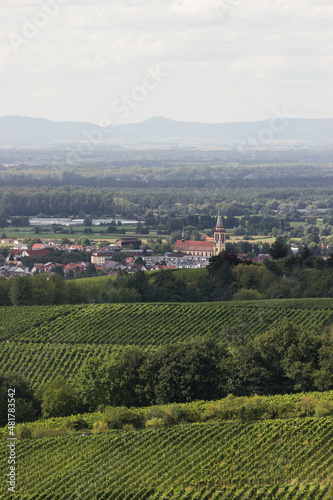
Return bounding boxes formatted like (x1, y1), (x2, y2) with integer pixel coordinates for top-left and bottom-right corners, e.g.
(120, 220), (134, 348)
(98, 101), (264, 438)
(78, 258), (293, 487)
(214, 209), (226, 255)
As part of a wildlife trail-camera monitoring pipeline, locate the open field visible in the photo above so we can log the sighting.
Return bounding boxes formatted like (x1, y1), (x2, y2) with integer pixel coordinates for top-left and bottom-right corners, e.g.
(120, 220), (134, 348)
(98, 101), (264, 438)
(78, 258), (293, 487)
(227, 235), (277, 244)
(75, 268), (207, 289)
(0, 222), (308, 246)
(2, 225), (160, 242)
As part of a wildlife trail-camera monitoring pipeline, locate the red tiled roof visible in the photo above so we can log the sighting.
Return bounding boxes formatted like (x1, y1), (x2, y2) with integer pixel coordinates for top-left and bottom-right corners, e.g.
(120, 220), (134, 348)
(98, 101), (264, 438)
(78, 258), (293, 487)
(32, 244), (44, 250)
(25, 249), (51, 257)
(64, 262), (86, 270)
(126, 257), (135, 263)
(173, 240), (214, 252)
(9, 249), (22, 256)
(10, 249), (51, 257)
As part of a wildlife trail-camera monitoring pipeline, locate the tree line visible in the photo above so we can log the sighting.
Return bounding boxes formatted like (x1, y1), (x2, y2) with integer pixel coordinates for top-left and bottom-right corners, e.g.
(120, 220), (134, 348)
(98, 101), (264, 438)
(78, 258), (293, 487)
(2, 248), (333, 306)
(0, 184), (333, 219)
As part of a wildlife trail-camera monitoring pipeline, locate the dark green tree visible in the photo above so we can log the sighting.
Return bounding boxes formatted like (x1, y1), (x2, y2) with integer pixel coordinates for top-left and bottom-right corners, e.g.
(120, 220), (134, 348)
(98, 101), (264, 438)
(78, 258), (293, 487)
(145, 212), (156, 226)
(76, 358), (123, 412)
(85, 263), (97, 277)
(140, 337), (230, 405)
(9, 276), (35, 306)
(207, 251), (241, 279)
(0, 277), (11, 306)
(269, 237), (288, 260)
(35, 377), (80, 418)
(0, 371), (40, 426)
(314, 330), (333, 391)
(117, 347), (150, 406)
(152, 270), (187, 302)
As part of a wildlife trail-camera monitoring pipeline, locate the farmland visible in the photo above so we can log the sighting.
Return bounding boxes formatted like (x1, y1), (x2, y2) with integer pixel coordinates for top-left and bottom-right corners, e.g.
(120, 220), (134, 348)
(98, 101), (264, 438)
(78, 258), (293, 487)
(1, 298), (332, 345)
(1, 298), (333, 498)
(1, 416), (333, 499)
(0, 298), (332, 388)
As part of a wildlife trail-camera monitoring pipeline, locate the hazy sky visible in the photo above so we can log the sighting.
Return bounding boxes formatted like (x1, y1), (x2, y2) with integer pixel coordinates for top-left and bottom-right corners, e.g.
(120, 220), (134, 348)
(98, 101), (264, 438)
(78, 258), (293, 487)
(1, 0), (333, 125)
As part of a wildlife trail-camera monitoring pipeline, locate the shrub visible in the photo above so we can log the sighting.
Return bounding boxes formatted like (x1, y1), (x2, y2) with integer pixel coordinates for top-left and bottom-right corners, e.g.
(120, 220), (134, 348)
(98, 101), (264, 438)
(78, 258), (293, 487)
(143, 406), (166, 421)
(166, 404), (188, 423)
(35, 377), (79, 419)
(314, 400), (333, 418)
(92, 421), (109, 434)
(182, 408), (201, 423)
(65, 416), (90, 431)
(145, 418), (165, 428)
(262, 400), (295, 420)
(202, 403), (222, 421)
(17, 425), (32, 440)
(296, 396), (319, 417)
(242, 396), (268, 420)
(122, 424), (136, 431)
(233, 289), (264, 301)
(104, 406), (144, 429)
(32, 428), (72, 439)
(202, 395), (245, 421)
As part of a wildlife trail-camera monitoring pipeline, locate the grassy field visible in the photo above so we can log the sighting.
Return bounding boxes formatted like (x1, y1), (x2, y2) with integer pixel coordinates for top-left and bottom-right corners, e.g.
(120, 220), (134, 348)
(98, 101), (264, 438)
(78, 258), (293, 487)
(0, 223), (301, 246)
(75, 274), (118, 288)
(73, 268), (207, 289)
(3, 225), (156, 240)
(225, 234), (277, 244)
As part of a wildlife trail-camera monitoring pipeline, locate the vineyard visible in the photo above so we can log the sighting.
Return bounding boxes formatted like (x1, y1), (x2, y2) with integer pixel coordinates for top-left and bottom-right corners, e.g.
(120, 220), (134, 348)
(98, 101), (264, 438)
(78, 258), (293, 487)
(1, 417), (333, 499)
(0, 343), (123, 388)
(0, 298), (332, 345)
(1, 299), (333, 498)
(1, 298), (332, 386)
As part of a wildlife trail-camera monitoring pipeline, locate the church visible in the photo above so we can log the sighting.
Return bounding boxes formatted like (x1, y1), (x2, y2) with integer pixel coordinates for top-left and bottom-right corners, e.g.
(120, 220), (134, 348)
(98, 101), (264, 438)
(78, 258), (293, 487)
(173, 211), (226, 257)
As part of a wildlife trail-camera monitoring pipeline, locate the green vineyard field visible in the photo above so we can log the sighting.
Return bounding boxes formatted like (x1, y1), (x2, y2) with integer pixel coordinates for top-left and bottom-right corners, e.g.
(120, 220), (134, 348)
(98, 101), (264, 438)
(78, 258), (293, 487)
(1, 298), (332, 386)
(0, 343), (122, 388)
(1, 417), (333, 499)
(0, 298), (332, 345)
(1, 299), (333, 498)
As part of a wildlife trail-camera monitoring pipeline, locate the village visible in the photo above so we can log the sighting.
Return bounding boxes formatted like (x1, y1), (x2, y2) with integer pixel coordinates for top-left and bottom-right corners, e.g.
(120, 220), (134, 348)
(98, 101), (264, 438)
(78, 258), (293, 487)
(0, 214), (274, 279)
(1, 207), (331, 281)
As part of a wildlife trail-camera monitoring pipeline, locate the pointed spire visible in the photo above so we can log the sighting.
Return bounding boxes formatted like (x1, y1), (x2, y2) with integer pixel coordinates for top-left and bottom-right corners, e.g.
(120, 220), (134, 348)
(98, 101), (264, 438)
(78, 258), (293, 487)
(181, 227), (185, 242)
(216, 208), (223, 227)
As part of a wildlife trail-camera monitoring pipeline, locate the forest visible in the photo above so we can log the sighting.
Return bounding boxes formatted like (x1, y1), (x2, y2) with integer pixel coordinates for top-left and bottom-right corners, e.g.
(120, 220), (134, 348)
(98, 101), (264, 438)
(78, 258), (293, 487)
(0, 147), (333, 220)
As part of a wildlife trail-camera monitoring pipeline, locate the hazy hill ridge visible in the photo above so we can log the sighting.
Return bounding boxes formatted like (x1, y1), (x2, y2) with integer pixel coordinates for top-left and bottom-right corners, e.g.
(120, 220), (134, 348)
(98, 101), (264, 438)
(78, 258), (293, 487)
(0, 115), (332, 144)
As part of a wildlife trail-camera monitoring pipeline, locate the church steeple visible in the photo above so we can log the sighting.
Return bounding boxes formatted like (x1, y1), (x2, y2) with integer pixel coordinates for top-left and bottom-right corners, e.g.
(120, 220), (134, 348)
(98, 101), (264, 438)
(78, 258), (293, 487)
(214, 209), (226, 255)
(216, 208), (223, 228)
(181, 227), (185, 242)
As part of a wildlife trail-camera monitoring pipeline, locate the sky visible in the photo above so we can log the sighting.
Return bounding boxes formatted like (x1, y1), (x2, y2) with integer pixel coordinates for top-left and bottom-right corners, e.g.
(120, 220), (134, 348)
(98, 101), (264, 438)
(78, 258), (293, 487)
(1, 0), (333, 125)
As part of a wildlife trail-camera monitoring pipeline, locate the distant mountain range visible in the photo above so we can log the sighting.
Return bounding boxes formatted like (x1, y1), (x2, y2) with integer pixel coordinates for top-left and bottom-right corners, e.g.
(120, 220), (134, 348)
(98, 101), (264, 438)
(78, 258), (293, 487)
(0, 115), (332, 145)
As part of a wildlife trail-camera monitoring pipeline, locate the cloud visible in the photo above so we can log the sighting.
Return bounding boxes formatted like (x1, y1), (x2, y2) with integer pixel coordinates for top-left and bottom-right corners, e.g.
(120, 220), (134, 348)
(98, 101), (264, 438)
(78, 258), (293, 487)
(0, 0), (333, 122)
